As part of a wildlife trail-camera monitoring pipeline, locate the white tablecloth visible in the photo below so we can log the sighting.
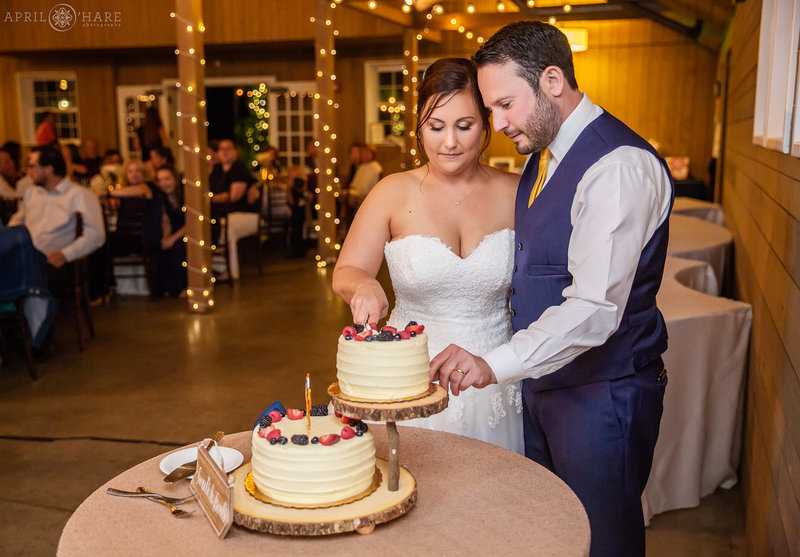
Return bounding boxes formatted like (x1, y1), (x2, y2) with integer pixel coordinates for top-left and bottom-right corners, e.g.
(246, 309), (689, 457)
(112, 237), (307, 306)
(672, 197), (725, 226)
(667, 214), (732, 292)
(644, 256), (752, 522)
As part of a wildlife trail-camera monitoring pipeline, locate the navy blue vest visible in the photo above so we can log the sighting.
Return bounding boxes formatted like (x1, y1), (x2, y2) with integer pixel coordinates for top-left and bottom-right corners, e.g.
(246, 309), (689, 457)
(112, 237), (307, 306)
(511, 111), (673, 392)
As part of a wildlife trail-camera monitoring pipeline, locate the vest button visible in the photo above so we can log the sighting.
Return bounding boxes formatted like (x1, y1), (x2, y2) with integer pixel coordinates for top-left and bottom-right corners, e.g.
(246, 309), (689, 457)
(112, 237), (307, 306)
(510, 309), (516, 316)
(510, 288), (515, 295)
(513, 265), (518, 272)
(517, 242), (523, 250)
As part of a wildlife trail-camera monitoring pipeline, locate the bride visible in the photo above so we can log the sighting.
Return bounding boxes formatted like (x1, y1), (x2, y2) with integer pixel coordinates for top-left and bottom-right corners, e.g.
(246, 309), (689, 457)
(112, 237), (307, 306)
(332, 58), (523, 454)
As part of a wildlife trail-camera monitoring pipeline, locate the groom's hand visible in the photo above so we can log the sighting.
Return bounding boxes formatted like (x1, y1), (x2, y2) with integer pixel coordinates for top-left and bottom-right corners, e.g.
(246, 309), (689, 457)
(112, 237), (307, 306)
(430, 344), (498, 397)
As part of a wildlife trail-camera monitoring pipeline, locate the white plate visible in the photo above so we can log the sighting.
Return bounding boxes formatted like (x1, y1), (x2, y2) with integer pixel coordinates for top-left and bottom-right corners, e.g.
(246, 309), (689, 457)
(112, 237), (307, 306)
(159, 446), (244, 476)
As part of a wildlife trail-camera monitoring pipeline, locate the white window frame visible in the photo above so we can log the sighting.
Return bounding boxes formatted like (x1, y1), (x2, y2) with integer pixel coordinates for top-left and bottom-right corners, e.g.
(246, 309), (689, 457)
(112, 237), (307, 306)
(115, 84), (168, 160)
(17, 71), (81, 146)
(270, 80), (316, 170)
(363, 59), (433, 146)
(753, 0), (800, 154)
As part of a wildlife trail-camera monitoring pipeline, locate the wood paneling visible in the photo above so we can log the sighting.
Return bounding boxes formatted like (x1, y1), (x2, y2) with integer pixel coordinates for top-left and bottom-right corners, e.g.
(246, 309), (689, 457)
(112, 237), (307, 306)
(0, 53), (118, 154)
(720, 0), (800, 554)
(0, 0), (404, 53)
(1, 13), (717, 189)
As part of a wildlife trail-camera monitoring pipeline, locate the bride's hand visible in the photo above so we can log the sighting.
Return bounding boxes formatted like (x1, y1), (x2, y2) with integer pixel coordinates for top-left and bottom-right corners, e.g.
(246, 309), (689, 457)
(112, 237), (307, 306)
(350, 281), (389, 324)
(430, 345), (498, 396)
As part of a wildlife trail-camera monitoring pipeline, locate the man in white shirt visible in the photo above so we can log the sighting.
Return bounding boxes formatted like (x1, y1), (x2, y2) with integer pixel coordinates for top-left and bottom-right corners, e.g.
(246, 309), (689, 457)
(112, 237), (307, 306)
(10, 146), (105, 269)
(348, 145), (383, 208)
(431, 22), (672, 557)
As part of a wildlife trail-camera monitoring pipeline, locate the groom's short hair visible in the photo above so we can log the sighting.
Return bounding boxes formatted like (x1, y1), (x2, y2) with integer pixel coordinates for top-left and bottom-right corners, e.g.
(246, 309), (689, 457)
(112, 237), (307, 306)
(472, 21), (578, 93)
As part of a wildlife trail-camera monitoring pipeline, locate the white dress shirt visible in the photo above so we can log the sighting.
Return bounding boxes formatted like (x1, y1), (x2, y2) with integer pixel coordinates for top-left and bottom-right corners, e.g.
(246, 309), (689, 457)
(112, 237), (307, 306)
(350, 160), (383, 202)
(9, 177), (105, 262)
(484, 94), (673, 384)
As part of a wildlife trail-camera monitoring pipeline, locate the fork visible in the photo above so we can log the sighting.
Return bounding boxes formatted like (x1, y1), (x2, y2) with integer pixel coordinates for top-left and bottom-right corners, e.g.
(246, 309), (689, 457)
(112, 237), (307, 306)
(141, 493), (192, 518)
(106, 487), (194, 505)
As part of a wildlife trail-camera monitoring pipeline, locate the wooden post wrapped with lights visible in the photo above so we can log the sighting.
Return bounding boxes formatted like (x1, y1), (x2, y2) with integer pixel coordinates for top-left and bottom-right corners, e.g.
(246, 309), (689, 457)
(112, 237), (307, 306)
(312, 0), (338, 267)
(402, 29), (419, 168)
(174, 0), (213, 312)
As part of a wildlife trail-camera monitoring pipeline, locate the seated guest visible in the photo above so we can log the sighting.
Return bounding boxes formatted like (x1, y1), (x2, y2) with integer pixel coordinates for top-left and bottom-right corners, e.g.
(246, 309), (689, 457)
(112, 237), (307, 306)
(349, 144), (382, 210)
(63, 144), (89, 182)
(109, 159), (154, 201)
(8, 146), (105, 305)
(153, 166), (186, 297)
(0, 147), (18, 199)
(89, 149), (123, 195)
(81, 139), (103, 178)
(107, 159), (159, 258)
(148, 146), (174, 178)
(209, 139), (257, 280)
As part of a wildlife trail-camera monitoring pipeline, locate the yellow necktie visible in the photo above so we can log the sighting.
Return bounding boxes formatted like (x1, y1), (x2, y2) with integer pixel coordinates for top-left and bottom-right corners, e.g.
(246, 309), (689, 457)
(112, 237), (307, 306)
(527, 148), (551, 208)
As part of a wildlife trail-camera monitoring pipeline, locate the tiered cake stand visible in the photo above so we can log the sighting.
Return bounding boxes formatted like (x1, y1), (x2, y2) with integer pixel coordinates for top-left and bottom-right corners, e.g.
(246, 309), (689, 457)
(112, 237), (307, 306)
(328, 382), (448, 492)
(232, 383), (448, 536)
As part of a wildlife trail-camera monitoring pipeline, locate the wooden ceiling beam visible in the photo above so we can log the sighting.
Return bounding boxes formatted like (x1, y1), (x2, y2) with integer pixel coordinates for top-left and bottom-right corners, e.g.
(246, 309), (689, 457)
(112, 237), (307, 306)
(344, 1), (413, 27)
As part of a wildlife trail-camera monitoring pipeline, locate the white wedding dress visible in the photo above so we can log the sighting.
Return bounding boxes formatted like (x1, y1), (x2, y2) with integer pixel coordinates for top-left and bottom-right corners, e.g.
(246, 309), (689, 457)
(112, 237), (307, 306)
(384, 228), (524, 454)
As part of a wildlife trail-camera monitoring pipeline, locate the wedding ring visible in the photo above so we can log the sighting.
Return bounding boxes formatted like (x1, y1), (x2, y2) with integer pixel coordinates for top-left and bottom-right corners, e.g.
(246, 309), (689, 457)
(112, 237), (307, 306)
(454, 367), (466, 377)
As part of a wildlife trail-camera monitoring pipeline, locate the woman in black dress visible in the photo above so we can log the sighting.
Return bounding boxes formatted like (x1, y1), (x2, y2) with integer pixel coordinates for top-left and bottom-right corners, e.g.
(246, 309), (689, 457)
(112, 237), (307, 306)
(153, 166), (186, 297)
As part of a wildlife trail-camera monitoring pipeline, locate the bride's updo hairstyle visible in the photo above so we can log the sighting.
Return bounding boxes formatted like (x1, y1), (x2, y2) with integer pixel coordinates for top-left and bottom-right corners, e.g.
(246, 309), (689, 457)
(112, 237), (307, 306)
(415, 58), (491, 160)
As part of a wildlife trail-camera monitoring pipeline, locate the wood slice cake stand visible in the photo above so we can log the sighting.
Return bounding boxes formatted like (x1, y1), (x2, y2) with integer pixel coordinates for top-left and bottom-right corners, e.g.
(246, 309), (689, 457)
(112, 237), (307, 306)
(232, 459), (415, 536)
(328, 382), (449, 491)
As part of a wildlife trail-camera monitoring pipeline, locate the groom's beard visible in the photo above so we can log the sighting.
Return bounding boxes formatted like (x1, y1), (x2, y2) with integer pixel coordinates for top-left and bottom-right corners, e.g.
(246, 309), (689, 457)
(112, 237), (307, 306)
(511, 89), (561, 155)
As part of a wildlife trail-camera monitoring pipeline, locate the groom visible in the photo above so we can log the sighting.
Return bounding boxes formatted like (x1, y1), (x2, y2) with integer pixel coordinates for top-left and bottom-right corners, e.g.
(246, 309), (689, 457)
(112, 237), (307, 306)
(430, 22), (673, 557)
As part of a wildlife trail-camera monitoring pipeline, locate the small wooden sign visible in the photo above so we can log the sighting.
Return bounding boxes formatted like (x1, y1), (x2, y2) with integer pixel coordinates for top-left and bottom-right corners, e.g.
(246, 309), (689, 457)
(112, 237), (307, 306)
(190, 443), (234, 538)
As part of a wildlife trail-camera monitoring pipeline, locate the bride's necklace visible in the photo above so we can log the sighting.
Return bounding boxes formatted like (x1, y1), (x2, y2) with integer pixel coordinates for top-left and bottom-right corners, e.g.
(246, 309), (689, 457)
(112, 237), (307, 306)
(420, 167), (480, 206)
(452, 183), (478, 205)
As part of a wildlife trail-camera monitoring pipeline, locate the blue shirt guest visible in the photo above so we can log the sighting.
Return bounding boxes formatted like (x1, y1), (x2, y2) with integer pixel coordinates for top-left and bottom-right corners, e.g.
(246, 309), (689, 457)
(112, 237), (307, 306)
(430, 22), (673, 557)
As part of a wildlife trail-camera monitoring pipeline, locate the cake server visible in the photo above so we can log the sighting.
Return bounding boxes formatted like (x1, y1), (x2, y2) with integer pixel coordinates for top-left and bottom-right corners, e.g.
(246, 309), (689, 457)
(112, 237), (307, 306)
(163, 431), (224, 483)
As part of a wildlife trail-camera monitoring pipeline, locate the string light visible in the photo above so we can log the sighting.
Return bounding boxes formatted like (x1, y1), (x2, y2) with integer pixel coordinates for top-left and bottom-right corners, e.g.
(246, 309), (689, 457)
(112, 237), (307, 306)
(173, 6), (213, 313)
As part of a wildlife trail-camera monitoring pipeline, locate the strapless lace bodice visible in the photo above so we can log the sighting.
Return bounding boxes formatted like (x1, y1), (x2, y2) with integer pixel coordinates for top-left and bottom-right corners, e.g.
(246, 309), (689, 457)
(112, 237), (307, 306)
(384, 229), (514, 356)
(383, 228), (523, 453)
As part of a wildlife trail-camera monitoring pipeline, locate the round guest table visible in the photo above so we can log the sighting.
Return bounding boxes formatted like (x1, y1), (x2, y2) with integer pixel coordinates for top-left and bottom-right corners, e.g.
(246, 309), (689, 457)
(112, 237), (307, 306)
(58, 426), (590, 556)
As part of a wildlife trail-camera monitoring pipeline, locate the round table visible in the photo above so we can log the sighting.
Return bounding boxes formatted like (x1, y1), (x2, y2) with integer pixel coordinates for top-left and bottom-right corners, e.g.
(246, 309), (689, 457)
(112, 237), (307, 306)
(667, 214), (732, 289)
(58, 427), (590, 556)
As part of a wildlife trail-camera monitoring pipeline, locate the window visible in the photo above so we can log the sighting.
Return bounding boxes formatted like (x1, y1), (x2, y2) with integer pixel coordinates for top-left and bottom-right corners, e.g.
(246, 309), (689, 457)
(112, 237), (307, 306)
(272, 84), (316, 170)
(18, 72), (80, 145)
(753, 0), (800, 155)
(364, 61), (429, 145)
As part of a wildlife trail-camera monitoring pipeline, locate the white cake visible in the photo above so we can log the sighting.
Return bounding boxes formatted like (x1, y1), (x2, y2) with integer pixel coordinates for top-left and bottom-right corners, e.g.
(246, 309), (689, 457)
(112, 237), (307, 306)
(336, 325), (431, 400)
(250, 411), (375, 505)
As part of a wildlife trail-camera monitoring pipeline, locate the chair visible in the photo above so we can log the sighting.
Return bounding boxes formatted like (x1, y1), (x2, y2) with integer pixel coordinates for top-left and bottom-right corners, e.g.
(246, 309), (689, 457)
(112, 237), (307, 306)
(110, 197), (158, 297)
(0, 197), (18, 225)
(49, 214), (96, 351)
(70, 254), (95, 351)
(0, 298), (37, 380)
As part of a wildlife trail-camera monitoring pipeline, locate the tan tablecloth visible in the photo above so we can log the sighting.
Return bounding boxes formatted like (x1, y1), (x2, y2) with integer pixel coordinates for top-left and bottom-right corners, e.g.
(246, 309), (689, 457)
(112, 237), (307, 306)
(667, 214), (732, 292)
(58, 427), (590, 556)
(672, 197), (725, 226)
(645, 256), (752, 522)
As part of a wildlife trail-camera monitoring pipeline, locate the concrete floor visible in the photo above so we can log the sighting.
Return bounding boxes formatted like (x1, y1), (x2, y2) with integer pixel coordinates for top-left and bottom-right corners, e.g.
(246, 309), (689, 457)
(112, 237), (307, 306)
(0, 248), (745, 556)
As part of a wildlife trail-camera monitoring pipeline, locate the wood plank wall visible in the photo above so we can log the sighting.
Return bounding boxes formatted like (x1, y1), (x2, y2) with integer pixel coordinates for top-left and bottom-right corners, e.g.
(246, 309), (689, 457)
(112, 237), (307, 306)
(721, 0), (800, 554)
(427, 19), (717, 180)
(0, 0), (403, 51)
(0, 13), (715, 187)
